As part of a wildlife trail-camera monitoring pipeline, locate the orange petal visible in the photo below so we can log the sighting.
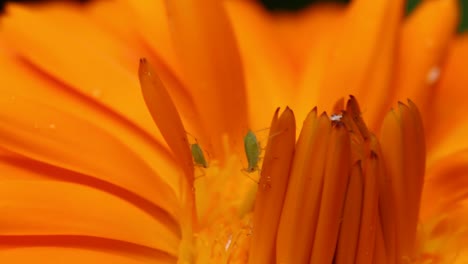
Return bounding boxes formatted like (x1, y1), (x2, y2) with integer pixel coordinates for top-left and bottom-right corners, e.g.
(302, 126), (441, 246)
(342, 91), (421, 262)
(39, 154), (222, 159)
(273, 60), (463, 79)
(248, 108), (296, 264)
(380, 108), (406, 259)
(0, 94), (180, 224)
(84, 0), (140, 46)
(276, 111), (331, 264)
(120, 0), (180, 80)
(292, 4), (345, 124)
(347, 95), (370, 140)
(75, 0), (203, 139)
(355, 151), (379, 264)
(0, 247), (175, 264)
(165, 0), (248, 157)
(2, 2), (200, 150)
(0, 248), (176, 264)
(146, 56), (206, 144)
(359, 0), (403, 131)
(415, 206), (468, 263)
(310, 122), (351, 263)
(422, 149), (468, 220)
(375, 142), (397, 263)
(225, 0), (295, 130)
(317, 0), (404, 114)
(335, 162), (363, 264)
(0, 46), (182, 196)
(0, 152), (178, 238)
(273, 3), (345, 73)
(380, 101), (426, 260)
(138, 58), (194, 184)
(400, 102), (426, 233)
(1, 3), (160, 140)
(0, 180), (179, 255)
(427, 33), (468, 163)
(374, 214), (388, 264)
(138, 59), (198, 242)
(393, 0), (459, 115)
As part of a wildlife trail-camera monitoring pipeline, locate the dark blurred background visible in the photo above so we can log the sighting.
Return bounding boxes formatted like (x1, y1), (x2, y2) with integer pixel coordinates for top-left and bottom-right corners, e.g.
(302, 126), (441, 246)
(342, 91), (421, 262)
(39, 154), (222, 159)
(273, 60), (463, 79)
(261, 0), (468, 32)
(0, 0), (467, 32)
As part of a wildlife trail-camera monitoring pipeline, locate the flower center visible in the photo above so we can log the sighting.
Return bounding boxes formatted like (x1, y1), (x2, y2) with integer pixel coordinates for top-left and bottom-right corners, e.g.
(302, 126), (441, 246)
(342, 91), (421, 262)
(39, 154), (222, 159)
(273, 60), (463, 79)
(200, 97), (427, 264)
(138, 59), (442, 263)
(191, 138), (257, 263)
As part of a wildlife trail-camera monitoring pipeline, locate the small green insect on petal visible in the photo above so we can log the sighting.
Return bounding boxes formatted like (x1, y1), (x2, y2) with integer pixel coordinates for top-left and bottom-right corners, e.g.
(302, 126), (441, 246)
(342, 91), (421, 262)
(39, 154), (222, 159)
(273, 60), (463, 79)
(191, 143), (208, 168)
(244, 130), (261, 172)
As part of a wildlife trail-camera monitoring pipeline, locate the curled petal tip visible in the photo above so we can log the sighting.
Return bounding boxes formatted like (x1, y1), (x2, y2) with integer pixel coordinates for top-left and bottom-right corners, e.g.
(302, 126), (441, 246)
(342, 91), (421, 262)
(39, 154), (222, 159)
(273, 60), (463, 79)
(320, 112), (329, 118)
(138, 58), (194, 183)
(346, 95), (362, 114)
(283, 106), (293, 114)
(407, 99), (418, 110)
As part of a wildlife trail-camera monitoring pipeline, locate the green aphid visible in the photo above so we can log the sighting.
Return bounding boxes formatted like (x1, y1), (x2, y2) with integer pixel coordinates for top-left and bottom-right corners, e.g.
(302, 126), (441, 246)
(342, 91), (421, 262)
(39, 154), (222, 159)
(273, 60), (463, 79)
(244, 130), (261, 173)
(191, 143), (208, 168)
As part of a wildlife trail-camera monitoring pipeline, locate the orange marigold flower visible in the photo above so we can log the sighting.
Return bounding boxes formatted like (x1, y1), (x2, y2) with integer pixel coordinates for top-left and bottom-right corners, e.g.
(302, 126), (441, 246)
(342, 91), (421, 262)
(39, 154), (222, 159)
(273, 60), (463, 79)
(0, 0), (467, 263)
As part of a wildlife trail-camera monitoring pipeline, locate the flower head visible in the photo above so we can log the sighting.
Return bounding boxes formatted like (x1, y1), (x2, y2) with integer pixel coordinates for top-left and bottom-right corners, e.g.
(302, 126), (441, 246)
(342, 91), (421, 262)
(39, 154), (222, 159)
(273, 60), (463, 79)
(0, 0), (467, 263)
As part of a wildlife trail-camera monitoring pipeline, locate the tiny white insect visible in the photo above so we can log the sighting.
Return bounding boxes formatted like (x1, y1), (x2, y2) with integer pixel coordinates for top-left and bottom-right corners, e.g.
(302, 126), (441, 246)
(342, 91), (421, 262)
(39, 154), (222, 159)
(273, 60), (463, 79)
(330, 113), (343, 122)
(224, 234), (233, 252)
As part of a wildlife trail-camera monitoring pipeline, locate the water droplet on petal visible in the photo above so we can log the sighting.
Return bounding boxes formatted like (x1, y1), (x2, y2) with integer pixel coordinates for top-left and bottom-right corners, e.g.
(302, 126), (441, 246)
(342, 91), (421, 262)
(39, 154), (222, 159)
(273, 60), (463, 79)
(49, 123), (56, 129)
(91, 89), (102, 98)
(426, 66), (440, 84)
(425, 39), (434, 48)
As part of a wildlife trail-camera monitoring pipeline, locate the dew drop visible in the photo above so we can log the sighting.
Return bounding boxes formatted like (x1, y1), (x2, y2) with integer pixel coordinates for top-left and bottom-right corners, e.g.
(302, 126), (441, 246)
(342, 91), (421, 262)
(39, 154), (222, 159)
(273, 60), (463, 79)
(49, 123), (56, 129)
(261, 181), (272, 190)
(425, 39), (435, 48)
(426, 66), (441, 84)
(91, 89), (102, 98)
